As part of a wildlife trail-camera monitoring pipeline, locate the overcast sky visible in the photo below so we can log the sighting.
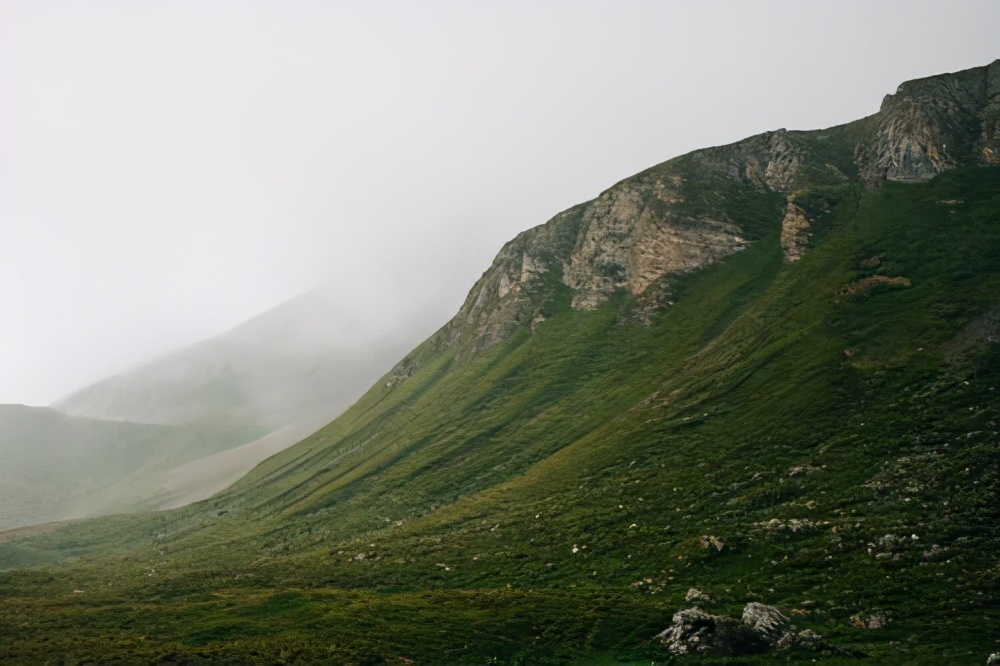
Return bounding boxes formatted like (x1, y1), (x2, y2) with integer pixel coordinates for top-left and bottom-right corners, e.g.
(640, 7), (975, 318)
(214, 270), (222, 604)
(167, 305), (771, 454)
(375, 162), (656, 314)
(1, 0), (997, 406)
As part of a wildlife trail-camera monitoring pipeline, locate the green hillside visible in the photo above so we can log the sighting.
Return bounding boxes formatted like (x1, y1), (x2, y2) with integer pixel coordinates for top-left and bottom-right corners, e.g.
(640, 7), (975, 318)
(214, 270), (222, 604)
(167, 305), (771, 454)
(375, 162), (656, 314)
(0, 63), (997, 664)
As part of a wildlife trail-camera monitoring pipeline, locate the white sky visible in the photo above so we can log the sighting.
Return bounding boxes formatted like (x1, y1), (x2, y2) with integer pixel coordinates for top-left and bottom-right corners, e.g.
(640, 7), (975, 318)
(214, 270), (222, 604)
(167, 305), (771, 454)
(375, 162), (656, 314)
(1, 0), (998, 406)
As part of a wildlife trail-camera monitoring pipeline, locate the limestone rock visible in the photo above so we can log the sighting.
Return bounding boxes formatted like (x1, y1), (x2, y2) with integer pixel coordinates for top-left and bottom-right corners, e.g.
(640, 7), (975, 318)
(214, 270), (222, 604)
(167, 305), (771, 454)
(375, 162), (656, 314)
(856, 60), (1000, 186)
(742, 602), (788, 637)
(564, 180), (748, 310)
(656, 608), (765, 657)
(779, 197), (810, 263)
(657, 602), (792, 657)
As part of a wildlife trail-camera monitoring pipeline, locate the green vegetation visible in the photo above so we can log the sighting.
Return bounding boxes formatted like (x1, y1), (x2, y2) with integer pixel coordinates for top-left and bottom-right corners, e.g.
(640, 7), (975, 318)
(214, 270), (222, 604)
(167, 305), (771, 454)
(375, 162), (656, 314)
(1, 164), (996, 663)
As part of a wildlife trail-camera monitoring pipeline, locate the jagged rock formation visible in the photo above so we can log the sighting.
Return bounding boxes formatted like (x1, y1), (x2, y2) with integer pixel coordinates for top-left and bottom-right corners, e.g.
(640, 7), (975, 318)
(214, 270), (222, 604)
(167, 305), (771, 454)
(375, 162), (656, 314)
(856, 60), (1000, 185)
(742, 602), (788, 637)
(656, 602), (814, 657)
(390, 60), (1000, 374)
(656, 603), (790, 657)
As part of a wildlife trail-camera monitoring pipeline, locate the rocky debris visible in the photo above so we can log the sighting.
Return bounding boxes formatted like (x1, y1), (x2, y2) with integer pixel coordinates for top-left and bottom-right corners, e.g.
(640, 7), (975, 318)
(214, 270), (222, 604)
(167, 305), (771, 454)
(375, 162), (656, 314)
(685, 587), (712, 603)
(986, 653), (1000, 665)
(851, 612), (888, 630)
(742, 602), (788, 637)
(779, 197), (810, 263)
(752, 517), (828, 534)
(775, 628), (824, 651)
(699, 535), (725, 551)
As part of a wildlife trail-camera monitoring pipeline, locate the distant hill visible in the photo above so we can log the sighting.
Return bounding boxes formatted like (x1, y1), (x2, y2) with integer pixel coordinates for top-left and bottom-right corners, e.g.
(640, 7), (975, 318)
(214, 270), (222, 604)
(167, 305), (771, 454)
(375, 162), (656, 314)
(1, 285), (440, 530)
(1, 62), (997, 664)
(55, 284), (433, 429)
(0, 404), (263, 530)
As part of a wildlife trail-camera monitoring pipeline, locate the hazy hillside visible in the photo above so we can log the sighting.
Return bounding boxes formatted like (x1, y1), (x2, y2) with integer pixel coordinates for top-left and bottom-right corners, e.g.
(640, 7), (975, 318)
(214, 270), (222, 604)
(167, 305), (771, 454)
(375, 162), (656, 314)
(55, 284), (436, 429)
(0, 405), (263, 531)
(1, 62), (997, 665)
(1, 285), (442, 530)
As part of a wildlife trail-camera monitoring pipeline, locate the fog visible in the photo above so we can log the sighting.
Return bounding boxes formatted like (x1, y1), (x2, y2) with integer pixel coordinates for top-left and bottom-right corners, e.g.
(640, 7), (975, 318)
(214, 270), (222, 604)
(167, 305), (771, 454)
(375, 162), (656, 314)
(2, 0), (997, 405)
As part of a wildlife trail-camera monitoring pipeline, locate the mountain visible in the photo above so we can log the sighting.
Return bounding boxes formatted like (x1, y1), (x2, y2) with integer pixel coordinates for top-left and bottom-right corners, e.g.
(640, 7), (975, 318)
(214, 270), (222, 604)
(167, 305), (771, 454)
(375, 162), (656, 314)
(0, 285), (440, 530)
(55, 284), (432, 429)
(1, 62), (998, 665)
(0, 404), (264, 531)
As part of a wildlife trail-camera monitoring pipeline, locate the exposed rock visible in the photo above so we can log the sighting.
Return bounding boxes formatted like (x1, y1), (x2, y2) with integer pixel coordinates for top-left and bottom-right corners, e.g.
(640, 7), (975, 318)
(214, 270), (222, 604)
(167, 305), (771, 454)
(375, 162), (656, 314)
(656, 608), (765, 657)
(447, 205), (583, 353)
(856, 60), (1000, 186)
(699, 534), (725, 551)
(564, 180), (748, 310)
(685, 587), (712, 603)
(406, 61), (999, 361)
(688, 128), (810, 193)
(776, 628), (824, 651)
(742, 602), (788, 637)
(836, 275), (911, 301)
(779, 197), (811, 263)
(657, 602), (792, 656)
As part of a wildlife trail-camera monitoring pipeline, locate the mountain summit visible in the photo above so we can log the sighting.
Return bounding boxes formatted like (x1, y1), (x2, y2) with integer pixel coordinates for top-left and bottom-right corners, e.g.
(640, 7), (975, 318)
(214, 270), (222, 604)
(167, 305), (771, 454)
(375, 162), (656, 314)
(2, 62), (998, 665)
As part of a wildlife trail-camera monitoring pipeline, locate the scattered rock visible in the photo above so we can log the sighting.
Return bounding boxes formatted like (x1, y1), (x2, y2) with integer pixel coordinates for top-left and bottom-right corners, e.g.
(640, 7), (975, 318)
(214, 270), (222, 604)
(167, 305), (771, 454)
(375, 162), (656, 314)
(699, 535), (725, 551)
(742, 602), (787, 637)
(656, 608), (766, 657)
(776, 628), (824, 651)
(851, 612), (888, 629)
(685, 587), (712, 603)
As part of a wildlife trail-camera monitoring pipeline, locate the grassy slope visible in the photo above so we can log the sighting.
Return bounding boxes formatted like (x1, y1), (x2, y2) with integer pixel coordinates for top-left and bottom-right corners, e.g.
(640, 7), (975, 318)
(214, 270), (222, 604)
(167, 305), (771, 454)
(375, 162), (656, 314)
(0, 168), (997, 664)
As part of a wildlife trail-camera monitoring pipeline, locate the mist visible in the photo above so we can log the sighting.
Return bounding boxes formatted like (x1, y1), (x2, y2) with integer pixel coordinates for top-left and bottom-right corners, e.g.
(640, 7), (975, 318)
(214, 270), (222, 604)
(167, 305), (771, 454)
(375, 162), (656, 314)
(2, 0), (998, 405)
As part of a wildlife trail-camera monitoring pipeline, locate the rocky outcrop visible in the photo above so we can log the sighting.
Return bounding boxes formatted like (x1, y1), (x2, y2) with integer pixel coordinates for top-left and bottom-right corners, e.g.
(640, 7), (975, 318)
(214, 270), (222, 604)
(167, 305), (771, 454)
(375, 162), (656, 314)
(856, 60), (1000, 186)
(779, 197), (811, 263)
(656, 603), (791, 657)
(742, 602), (788, 637)
(446, 205), (584, 353)
(412, 61), (1000, 359)
(564, 178), (748, 310)
(656, 602), (821, 657)
(689, 128), (810, 193)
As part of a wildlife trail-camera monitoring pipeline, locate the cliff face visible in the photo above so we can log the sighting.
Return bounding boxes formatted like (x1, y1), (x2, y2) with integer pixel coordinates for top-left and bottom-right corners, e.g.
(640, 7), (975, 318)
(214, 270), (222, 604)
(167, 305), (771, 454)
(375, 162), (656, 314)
(406, 61), (999, 363)
(855, 60), (1000, 185)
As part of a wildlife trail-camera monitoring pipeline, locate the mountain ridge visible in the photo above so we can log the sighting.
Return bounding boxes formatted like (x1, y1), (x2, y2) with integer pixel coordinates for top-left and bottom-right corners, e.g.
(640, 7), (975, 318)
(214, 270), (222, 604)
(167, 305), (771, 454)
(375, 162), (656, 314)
(383, 60), (998, 379)
(1, 61), (997, 665)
